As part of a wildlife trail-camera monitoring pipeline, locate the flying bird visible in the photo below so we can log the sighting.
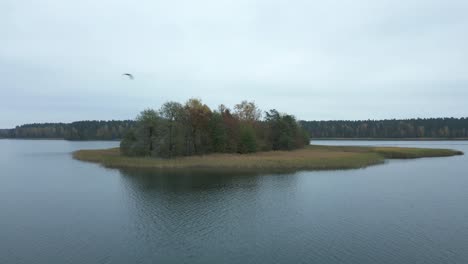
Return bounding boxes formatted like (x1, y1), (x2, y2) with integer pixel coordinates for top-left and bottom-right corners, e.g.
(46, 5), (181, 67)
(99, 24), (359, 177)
(122, 73), (134, 80)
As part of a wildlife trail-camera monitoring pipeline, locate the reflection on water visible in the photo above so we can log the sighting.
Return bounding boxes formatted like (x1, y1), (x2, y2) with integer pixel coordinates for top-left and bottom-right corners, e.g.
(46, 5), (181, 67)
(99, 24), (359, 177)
(117, 168), (302, 263)
(120, 169), (261, 193)
(119, 168), (297, 191)
(1, 140), (468, 264)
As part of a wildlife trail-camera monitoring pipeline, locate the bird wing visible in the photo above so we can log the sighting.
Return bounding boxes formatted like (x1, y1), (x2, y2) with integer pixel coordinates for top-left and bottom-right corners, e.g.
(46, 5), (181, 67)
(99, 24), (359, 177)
(122, 73), (134, 79)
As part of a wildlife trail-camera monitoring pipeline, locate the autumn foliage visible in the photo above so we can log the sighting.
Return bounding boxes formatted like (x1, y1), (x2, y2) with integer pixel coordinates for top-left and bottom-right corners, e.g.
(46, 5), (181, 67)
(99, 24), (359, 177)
(121, 99), (309, 158)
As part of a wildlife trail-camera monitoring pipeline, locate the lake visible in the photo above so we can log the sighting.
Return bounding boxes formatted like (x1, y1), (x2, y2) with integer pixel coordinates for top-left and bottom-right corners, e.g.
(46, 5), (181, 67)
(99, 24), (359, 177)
(1, 139), (467, 264)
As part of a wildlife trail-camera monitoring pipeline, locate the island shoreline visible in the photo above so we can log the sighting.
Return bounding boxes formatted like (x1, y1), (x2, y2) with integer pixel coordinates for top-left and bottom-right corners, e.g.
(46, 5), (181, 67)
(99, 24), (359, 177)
(73, 145), (464, 172)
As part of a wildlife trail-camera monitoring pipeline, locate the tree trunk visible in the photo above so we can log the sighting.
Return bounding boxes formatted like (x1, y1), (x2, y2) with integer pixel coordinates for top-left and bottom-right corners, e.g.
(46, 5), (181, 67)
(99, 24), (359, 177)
(149, 127), (153, 153)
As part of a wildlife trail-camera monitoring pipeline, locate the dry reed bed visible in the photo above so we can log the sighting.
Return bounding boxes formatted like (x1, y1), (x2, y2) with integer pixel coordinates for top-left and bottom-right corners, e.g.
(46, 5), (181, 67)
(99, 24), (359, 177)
(73, 145), (463, 171)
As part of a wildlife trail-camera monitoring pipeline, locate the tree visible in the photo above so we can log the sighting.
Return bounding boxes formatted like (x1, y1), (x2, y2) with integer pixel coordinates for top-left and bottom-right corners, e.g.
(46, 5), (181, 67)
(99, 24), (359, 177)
(120, 100), (310, 158)
(209, 111), (227, 153)
(220, 107), (240, 153)
(234, 101), (261, 122)
(238, 124), (257, 153)
(184, 98), (212, 155)
(136, 109), (161, 155)
(265, 109), (308, 150)
(120, 129), (146, 156)
(160, 101), (184, 157)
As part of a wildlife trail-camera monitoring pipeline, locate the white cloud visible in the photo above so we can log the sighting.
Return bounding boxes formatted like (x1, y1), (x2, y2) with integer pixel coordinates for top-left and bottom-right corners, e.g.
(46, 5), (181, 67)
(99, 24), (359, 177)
(1, 0), (467, 127)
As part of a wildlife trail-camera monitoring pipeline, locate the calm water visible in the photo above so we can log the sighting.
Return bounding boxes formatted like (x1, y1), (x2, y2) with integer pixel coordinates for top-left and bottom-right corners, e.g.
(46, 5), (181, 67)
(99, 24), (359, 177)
(1, 139), (468, 264)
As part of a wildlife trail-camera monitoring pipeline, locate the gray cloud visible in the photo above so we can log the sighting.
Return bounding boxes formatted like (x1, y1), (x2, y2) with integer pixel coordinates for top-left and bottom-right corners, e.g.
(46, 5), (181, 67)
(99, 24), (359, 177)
(1, 0), (467, 127)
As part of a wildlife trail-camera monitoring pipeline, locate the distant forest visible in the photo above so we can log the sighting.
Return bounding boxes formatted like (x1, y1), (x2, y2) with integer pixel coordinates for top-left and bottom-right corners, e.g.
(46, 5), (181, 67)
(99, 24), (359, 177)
(300, 118), (468, 139)
(0, 121), (135, 140)
(2, 118), (468, 140)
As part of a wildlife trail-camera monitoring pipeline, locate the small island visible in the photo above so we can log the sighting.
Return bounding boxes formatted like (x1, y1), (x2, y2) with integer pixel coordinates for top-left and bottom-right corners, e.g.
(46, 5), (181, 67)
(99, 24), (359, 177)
(73, 145), (463, 171)
(73, 99), (463, 171)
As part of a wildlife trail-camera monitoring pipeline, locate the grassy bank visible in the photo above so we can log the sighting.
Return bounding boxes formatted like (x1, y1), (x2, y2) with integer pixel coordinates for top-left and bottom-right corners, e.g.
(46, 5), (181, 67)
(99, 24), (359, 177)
(73, 145), (463, 171)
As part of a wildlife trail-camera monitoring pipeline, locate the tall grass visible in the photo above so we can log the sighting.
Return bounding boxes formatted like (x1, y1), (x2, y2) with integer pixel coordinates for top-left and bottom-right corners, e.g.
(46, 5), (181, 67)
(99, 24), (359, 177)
(73, 145), (463, 172)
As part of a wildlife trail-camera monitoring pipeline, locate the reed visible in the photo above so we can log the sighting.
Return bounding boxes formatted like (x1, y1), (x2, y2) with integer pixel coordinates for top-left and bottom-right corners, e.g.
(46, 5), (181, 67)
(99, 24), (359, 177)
(73, 145), (463, 172)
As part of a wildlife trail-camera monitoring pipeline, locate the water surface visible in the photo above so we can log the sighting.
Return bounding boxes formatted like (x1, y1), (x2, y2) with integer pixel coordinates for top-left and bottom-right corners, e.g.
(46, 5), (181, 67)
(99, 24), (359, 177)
(1, 139), (467, 264)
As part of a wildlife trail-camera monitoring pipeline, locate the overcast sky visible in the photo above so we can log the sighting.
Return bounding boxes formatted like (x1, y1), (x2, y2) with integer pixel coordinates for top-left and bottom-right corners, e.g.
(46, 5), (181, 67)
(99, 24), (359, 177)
(1, 0), (467, 127)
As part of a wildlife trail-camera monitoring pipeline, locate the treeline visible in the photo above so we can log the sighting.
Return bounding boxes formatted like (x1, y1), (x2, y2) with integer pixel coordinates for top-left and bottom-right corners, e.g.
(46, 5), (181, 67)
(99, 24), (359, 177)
(121, 99), (309, 157)
(4, 117), (467, 141)
(0, 120), (136, 140)
(301, 118), (468, 138)
(0, 129), (14, 138)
